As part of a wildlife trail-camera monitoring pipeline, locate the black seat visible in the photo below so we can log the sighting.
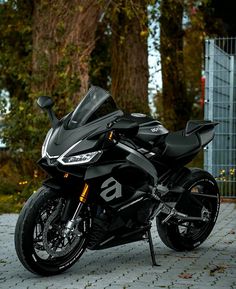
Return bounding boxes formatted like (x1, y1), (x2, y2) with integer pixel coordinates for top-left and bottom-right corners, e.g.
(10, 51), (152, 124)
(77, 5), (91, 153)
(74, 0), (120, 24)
(162, 130), (201, 159)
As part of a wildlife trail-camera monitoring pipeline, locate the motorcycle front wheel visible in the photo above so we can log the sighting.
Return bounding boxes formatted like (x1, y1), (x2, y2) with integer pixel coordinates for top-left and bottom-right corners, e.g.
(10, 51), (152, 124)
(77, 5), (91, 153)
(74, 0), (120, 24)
(15, 186), (90, 276)
(156, 168), (220, 251)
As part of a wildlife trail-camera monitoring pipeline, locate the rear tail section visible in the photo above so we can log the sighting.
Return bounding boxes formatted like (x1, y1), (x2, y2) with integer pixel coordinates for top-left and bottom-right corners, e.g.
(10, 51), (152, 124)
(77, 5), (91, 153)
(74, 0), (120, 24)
(185, 120), (219, 147)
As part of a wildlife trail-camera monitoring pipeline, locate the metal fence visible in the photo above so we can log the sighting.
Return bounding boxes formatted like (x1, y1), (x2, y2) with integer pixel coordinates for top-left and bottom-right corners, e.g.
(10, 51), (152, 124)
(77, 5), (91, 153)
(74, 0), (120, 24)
(204, 38), (236, 198)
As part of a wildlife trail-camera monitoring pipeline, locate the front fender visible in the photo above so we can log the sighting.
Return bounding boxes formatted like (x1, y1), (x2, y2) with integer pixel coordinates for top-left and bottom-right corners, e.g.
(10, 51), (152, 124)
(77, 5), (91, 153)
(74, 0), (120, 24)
(42, 175), (84, 197)
(41, 178), (84, 221)
(42, 178), (63, 191)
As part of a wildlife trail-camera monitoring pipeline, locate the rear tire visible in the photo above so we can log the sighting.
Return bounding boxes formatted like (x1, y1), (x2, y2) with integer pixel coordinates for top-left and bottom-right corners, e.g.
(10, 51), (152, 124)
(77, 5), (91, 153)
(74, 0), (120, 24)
(156, 168), (220, 251)
(15, 187), (90, 275)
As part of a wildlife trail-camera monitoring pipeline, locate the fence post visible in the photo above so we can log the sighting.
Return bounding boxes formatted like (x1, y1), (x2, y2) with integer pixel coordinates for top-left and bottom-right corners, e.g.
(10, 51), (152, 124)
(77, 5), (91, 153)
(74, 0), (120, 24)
(229, 56), (234, 165)
(204, 39), (214, 175)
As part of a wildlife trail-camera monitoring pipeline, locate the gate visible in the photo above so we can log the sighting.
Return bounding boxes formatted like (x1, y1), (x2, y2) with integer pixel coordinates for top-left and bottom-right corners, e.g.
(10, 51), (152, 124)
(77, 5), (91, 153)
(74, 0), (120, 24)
(204, 38), (236, 197)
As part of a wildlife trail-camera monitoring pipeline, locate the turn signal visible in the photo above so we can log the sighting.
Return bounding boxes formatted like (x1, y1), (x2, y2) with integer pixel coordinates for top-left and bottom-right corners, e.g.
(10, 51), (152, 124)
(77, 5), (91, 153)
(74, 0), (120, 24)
(108, 131), (113, 141)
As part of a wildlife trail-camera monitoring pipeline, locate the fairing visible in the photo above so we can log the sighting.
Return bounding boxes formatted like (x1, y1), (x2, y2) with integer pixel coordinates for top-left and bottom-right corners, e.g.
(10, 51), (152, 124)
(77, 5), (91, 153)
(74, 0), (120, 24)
(45, 86), (123, 158)
(45, 112), (122, 157)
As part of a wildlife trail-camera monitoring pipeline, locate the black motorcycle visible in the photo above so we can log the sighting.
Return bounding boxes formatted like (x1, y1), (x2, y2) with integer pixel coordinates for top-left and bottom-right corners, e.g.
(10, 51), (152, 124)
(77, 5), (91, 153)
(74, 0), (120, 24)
(15, 86), (220, 276)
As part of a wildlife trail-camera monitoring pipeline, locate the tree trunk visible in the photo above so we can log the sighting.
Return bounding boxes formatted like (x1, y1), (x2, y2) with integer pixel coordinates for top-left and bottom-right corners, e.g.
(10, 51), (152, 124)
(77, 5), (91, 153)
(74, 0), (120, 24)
(32, 0), (101, 113)
(111, 0), (149, 114)
(160, 0), (190, 131)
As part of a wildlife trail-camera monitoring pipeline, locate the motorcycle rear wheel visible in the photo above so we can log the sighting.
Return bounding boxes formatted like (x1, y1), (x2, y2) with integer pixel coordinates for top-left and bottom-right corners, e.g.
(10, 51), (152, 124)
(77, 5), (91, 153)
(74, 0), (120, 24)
(156, 168), (220, 251)
(15, 186), (90, 276)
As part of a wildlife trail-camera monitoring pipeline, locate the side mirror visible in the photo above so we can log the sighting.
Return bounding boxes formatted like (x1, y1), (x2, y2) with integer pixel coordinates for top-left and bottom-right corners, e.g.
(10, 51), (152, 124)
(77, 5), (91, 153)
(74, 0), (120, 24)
(37, 96), (54, 109)
(36, 96), (58, 128)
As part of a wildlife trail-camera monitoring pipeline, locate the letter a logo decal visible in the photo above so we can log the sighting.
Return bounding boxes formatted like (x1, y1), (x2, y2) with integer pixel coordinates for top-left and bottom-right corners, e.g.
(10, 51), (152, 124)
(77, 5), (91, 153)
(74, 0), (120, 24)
(100, 177), (122, 202)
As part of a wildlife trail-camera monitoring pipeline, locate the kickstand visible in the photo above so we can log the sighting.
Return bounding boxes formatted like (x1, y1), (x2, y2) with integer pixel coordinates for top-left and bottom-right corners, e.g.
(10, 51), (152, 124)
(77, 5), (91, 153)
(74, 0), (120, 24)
(147, 229), (159, 266)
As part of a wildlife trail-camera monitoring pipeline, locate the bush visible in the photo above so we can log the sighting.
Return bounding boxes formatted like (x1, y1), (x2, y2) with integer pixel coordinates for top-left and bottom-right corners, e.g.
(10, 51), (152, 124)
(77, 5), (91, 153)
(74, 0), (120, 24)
(0, 152), (43, 213)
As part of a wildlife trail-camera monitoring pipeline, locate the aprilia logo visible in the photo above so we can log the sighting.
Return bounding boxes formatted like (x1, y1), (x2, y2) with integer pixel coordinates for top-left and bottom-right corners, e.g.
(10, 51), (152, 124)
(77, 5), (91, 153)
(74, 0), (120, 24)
(151, 127), (159, 133)
(100, 177), (122, 202)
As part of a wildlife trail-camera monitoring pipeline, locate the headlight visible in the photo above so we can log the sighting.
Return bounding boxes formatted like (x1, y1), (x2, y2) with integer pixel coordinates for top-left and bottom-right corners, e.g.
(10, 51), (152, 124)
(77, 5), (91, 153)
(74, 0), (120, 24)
(41, 128), (53, 158)
(58, 150), (102, 165)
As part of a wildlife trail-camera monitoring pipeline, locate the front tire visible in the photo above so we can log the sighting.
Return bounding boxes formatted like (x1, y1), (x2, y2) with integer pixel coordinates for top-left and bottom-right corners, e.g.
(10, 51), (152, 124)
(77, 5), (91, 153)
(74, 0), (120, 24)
(156, 168), (220, 251)
(15, 187), (90, 275)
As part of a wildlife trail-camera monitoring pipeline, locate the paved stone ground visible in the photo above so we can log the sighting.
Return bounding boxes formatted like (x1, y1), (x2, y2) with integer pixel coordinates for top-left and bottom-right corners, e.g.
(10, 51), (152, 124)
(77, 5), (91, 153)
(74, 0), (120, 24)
(0, 203), (235, 289)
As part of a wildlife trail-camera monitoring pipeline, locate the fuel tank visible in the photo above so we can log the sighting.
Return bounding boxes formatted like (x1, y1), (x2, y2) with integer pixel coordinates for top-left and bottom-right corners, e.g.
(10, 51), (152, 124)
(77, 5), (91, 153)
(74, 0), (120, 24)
(125, 113), (169, 143)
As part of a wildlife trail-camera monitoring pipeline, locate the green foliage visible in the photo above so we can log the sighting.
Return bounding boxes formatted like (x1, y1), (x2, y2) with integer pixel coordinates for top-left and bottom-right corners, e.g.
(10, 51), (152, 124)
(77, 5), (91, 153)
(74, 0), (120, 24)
(2, 99), (49, 167)
(215, 168), (236, 196)
(0, 195), (23, 214)
(0, 1), (53, 210)
(0, 0), (78, 179)
(0, 1), (104, 212)
(0, 177), (42, 214)
(0, 0), (32, 97)
(0, 0), (36, 174)
(0, 95), (8, 114)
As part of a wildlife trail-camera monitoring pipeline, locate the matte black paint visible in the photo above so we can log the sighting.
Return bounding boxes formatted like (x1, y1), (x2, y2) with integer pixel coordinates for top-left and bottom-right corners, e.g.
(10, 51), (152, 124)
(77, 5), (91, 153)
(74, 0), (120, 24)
(37, 86), (218, 250)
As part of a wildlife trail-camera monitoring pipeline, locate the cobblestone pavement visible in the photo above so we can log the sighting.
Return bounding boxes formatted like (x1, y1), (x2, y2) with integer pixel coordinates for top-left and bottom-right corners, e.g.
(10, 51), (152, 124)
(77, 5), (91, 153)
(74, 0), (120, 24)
(0, 203), (235, 289)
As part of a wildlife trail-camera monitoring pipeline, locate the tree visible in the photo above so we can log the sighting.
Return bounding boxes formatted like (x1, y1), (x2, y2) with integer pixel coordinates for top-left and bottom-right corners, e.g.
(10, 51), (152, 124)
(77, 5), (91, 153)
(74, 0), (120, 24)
(89, 23), (111, 90)
(0, 0), (103, 178)
(184, 4), (206, 120)
(158, 0), (216, 131)
(32, 0), (102, 110)
(159, 0), (189, 131)
(110, 0), (150, 114)
(1, 0), (152, 179)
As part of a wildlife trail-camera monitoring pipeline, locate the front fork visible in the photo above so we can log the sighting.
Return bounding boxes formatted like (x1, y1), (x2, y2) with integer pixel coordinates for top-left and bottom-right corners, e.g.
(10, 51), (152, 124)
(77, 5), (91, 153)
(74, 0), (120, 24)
(63, 183), (89, 237)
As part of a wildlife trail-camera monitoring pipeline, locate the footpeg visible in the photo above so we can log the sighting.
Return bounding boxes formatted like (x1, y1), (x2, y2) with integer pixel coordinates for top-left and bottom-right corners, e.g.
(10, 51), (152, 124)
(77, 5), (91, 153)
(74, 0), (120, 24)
(156, 184), (169, 196)
(154, 185), (185, 198)
(161, 208), (188, 224)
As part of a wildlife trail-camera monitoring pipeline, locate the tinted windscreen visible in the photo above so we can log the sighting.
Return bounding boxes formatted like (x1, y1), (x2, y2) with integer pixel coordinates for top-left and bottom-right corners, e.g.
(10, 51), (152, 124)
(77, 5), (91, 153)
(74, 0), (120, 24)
(68, 86), (118, 128)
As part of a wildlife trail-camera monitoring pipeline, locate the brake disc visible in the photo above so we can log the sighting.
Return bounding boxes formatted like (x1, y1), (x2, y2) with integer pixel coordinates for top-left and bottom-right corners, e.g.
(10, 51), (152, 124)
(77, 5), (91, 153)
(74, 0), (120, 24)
(42, 207), (81, 257)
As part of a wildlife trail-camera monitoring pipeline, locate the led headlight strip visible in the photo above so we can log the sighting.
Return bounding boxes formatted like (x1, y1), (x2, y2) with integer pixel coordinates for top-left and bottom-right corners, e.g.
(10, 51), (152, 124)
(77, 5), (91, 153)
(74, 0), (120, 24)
(41, 128), (53, 158)
(58, 150), (102, 165)
(56, 139), (102, 165)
